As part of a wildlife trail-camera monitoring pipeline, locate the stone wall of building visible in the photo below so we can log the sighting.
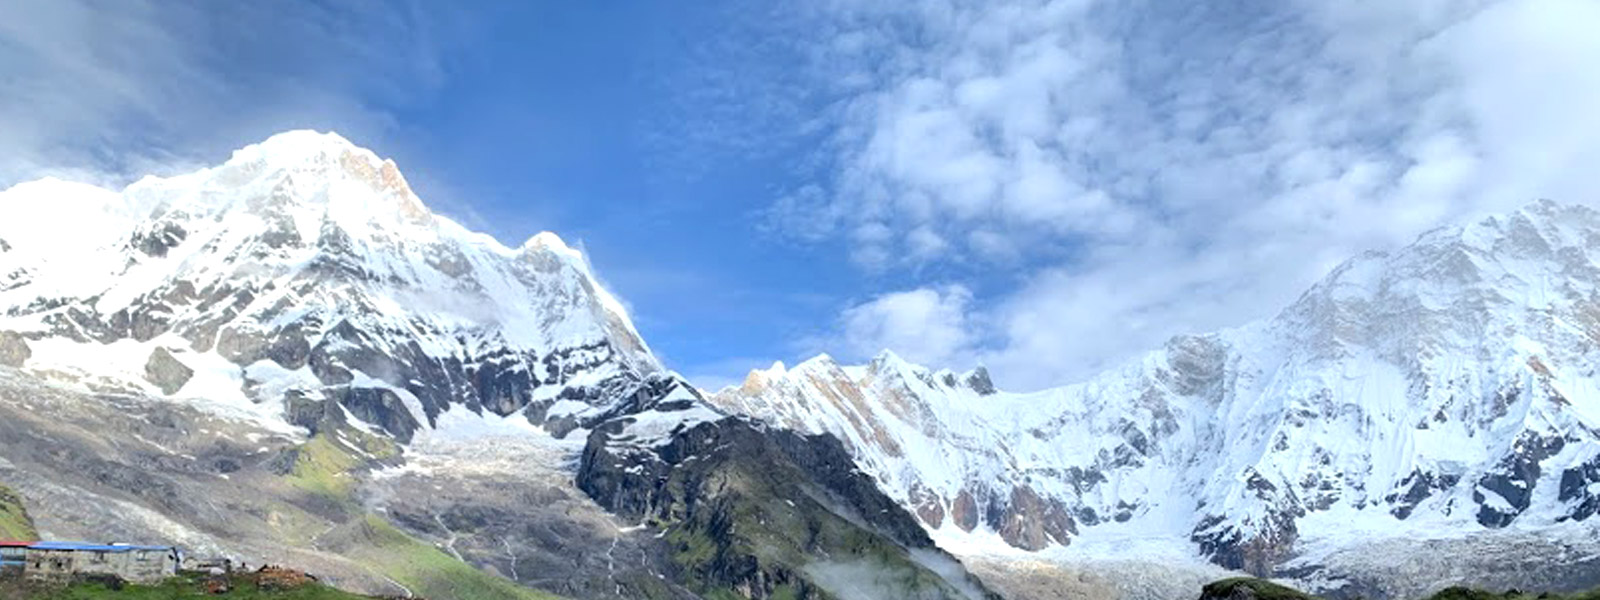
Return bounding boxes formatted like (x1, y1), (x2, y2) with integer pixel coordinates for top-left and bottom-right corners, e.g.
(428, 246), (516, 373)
(22, 546), (176, 584)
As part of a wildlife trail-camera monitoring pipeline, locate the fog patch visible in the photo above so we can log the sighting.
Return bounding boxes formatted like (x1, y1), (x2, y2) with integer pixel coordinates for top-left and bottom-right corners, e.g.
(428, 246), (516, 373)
(805, 554), (989, 600)
(804, 559), (940, 600)
(909, 549), (990, 600)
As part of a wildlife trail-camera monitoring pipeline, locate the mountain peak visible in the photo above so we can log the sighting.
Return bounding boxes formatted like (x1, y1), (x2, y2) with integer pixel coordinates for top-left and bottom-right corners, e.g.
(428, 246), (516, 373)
(868, 348), (915, 372)
(520, 231), (580, 260)
(209, 130), (430, 223)
(234, 129), (363, 163)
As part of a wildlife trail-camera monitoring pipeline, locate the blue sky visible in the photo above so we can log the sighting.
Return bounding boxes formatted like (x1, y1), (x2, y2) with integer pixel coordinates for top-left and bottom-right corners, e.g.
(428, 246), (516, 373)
(4, 0), (1600, 391)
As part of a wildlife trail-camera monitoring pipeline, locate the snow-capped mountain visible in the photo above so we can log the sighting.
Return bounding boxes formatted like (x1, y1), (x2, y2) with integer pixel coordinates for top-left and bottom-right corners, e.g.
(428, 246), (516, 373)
(710, 199), (1600, 586)
(6, 129), (1600, 598)
(0, 130), (666, 442)
(0, 131), (997, 600)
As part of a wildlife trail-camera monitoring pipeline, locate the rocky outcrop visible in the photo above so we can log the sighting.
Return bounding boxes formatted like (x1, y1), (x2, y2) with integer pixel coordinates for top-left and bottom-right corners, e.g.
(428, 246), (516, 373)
(952, 489), (980, 532)
(578, 388), (997, 600)
(995, 486), (1077, 551)
(1384, 469), (1460, 520)
(1192, 510), (1301, 578)
(327, 386), (421, 444)
(0, 331), (29, 368)
(1474, 432), (1571, 528)
(143, 347), (194, 395)
(1559, 456), (1600, 522)
(1199, 578), (1316, 600)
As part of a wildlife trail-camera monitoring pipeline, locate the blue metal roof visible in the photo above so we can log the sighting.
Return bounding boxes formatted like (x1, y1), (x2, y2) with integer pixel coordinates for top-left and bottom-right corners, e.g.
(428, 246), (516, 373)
(28, 542), (175, 552)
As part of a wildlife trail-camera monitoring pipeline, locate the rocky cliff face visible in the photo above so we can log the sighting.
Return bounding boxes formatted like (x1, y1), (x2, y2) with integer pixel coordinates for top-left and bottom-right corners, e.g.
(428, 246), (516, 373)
(711, 200), (1600, 596)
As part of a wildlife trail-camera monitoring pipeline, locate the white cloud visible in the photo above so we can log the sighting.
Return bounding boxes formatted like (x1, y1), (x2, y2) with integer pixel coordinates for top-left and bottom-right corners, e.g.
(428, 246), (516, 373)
(0, 0), (453, 188)
(835, 285), (978, 369)
(774, 0), (1600, 389)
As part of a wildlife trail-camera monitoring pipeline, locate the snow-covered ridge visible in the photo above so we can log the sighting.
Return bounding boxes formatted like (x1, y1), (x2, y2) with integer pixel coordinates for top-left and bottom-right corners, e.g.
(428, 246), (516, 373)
(0, 130), (661, 441)
(710, 199), (1600, 583)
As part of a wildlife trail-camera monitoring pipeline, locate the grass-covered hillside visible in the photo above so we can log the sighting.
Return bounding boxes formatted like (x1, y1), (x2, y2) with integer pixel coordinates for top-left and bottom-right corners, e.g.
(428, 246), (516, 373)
(0, 482), (37, 541)
(1202, 577), (1600, 600)
(274, 428), (560, 600)
(0, 571), (378, 600)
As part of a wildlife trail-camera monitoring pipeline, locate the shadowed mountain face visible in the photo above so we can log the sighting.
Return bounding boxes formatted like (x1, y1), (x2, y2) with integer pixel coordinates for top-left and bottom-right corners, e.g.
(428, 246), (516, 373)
(0, 131), (998, 600)
(712, 200), (1600, 598)
(577, 383), (995, 600)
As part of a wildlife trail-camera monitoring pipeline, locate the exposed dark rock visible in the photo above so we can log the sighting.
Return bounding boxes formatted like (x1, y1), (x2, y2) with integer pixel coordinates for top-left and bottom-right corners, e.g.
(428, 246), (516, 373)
(1385, 469), (1460, 519)
(283, 390), (345, 435)
(1074, 505), (1101, 527)
(330, 386), (420, 444)
(1194, 471), (1305, 576)
(1113, 500), (1138, 523)
(952, 488), (980, 532)
(1558, 456), (1600, 522)
(219, 323), (311, 370)
(535, 374), (672, 439)
(578, 385), (998, 599)
(469, 347), (538, 417)
(964, 367), (997, 395)
(1065, 466), (1108, 495)
(993, 485), (1077, 550)
(1475, 432), (1566, 527)
(130, 221), (188, 258)
(0, 331), (29, 368)
(143, 347), (194, 395)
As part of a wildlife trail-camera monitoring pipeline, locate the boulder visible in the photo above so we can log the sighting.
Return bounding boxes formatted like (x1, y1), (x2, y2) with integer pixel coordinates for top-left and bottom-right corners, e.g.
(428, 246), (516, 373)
(144, 347), (195, 395)
(0, 331), (30, 368)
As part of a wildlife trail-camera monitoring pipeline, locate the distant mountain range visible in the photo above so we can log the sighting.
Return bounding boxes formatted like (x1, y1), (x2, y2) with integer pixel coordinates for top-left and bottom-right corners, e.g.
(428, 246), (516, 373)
(711, 199), (1600, 598)
(0, 131), (1596, 599)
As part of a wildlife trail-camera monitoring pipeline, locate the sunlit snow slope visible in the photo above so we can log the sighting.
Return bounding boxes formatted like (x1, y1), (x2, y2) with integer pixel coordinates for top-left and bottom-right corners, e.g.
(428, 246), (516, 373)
(712, 199), (1600, 581)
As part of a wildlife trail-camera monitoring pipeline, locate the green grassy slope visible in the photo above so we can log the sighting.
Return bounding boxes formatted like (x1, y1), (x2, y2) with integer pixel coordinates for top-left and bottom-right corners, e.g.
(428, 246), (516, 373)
(276, 428), (561, 600)
(337, 515), (560, 600)
(0, 482), (37, 541)
(0, 572), (378, 600)
(1203, 578), (1318, 599)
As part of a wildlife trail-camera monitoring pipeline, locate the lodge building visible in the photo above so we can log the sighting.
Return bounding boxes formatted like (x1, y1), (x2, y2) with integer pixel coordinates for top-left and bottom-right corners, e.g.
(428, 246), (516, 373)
(0, 541), (181, 584)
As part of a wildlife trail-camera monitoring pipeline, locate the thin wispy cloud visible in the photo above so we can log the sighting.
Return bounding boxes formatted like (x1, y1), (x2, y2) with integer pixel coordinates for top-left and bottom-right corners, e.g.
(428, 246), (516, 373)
(762, 0), (1600, 389)
(0, 0), (452, 188)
